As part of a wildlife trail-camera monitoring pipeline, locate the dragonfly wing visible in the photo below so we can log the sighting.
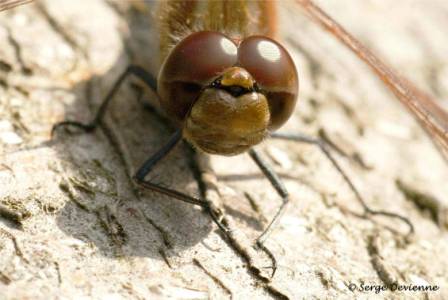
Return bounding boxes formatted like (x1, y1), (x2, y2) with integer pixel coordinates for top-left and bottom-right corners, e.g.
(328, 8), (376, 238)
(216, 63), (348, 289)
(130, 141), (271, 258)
(0, 0), (33, 12)
(296, 0), (448, 161)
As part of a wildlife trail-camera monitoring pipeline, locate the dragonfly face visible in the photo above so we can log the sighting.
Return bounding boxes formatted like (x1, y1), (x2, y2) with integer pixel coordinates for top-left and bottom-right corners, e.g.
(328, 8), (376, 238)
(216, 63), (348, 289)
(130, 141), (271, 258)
(158, 31), (299, 156)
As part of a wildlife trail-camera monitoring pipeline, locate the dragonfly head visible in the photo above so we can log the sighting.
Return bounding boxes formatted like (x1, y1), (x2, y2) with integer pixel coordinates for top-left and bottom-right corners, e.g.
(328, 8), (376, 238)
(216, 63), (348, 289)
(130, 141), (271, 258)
(183, 67), (270, 156)
(157, 31), (298, 156)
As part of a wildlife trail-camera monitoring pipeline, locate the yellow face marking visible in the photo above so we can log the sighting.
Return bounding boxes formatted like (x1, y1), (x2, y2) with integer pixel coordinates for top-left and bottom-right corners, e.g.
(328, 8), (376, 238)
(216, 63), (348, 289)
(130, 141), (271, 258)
(220, 67), (254, 89)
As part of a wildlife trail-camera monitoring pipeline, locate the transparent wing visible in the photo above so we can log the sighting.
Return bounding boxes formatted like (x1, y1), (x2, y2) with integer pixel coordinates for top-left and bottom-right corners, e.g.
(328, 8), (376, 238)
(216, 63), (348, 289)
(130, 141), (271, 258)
(0, 0), (33, 12)
(296, 0), (448, 161)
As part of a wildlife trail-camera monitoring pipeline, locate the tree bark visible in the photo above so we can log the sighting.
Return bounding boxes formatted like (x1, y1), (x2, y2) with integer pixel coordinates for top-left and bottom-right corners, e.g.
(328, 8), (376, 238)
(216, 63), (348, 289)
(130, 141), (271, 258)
(0, 0), (447, 299)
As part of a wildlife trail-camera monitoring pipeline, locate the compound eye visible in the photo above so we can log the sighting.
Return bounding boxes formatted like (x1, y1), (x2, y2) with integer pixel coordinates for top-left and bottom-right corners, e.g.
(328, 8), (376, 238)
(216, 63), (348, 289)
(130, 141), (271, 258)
(159, 31), (238, 84)
(238, 36), (298, 130)
(158, 31), (238, 123)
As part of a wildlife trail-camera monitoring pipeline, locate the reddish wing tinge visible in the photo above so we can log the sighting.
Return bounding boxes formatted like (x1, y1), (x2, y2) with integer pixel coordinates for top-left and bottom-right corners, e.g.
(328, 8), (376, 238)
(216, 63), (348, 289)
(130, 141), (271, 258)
(0, 0), (33, 12)
(296, 0), (448, 161)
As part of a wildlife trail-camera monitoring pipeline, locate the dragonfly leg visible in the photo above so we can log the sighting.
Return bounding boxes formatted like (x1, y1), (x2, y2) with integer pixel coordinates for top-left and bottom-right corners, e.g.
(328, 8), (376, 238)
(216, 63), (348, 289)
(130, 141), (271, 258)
(133, 129), (230, 234)
(270, 132), (414, 236)
(248, 148), (289, 246)
(139, 139), (279, 278)
(52, 65), (157, 136)
(52, 64), (231, 239)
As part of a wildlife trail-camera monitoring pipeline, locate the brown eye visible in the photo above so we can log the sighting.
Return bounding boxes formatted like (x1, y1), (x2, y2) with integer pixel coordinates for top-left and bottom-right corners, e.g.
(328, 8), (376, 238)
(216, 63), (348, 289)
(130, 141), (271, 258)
(238, 36), (298, 130)
(158, 31), (238, 123)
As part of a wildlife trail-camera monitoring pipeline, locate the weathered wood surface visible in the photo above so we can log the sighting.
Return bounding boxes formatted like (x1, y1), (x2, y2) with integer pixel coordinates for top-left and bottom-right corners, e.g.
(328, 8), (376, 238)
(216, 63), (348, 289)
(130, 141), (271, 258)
(0, 0), (447, 299)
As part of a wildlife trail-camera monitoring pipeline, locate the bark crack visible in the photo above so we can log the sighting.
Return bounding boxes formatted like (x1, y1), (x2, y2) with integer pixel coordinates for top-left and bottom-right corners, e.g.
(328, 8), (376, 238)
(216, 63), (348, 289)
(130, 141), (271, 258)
(0, 203), (28, 229)
(141, 210), (173, 249)
(59, 177), (127, 256)
(5, 26), (32, 75)
(0, 271), (12, 285)
(0, 227), (28, 263)
(193, 258), (233, 298)
(367, 234), (399, 287)
(96, 205), (128, 255)
(35, 2), (87, 66)
(396, 179), (447, 228)
(158, 248), (173, 269)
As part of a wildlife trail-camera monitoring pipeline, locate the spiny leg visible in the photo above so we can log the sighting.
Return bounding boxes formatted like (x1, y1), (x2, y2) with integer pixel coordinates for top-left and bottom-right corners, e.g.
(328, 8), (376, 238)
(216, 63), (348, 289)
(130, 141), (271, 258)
(52, 65), (157, 135)
(248, 148), (289, 278)
(133, 129), (229, 234)
(271, 132), (414, 235)
(248, 148), (289, 245)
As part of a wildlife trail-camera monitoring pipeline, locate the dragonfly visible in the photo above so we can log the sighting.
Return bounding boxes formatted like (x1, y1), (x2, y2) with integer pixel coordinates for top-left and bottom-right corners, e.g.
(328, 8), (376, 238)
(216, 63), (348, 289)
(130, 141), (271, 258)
(2, 0), (446, 274)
